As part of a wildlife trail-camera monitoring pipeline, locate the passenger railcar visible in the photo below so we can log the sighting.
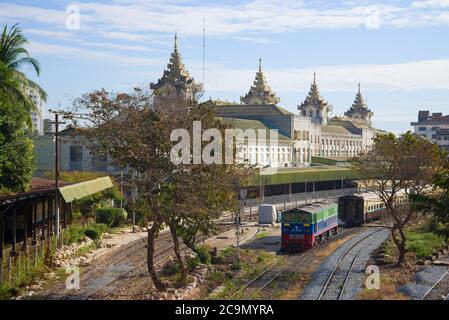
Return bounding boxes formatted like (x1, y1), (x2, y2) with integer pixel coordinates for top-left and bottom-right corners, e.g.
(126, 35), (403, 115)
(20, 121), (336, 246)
(338, 191), (407, 227)
(281, 202), (338, 252)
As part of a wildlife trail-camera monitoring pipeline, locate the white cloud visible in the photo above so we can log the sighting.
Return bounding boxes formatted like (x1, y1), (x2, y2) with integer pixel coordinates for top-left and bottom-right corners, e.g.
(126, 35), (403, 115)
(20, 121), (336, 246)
(412, 0), (449, 8)
(194, 57), (449, 95)
(27, 41), (164, 66)
(1, 0), (449, 41)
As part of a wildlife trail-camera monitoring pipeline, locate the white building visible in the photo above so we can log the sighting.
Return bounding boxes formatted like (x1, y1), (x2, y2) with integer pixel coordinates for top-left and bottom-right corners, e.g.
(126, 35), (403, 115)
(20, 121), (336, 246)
(151, 36), (383, 169)
(411, 111), (449, 151)
(28, 88), (45, 135)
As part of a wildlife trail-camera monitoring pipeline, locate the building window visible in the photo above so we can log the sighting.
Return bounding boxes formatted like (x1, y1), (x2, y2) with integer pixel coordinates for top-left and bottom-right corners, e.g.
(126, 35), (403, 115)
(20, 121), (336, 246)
(70, 145), (83, 171)
(418, 127), (426, 131)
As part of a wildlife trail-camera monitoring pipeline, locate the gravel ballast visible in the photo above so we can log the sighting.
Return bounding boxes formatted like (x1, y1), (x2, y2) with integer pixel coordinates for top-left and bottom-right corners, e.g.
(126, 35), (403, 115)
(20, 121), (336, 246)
(299, 227), (389, 300)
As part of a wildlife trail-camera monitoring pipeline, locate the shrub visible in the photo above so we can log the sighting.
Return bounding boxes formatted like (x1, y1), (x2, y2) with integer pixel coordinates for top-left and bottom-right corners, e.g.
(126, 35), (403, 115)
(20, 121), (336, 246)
(95, 207), (127, 227)
(72, 211), (82, 220)
(84, 223), (108, 241)
(230, 261), (241, 271)
(195, 246), (211, 265)
(211, 256), (224, 265)
(65, 224), (87, 244)
(111, 209), (128, 227)
(186, 256), (200, 270)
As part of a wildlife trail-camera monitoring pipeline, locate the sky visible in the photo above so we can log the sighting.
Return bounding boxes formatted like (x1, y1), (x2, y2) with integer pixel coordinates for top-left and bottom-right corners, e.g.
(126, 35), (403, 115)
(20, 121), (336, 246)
(1, 0), (449, 133)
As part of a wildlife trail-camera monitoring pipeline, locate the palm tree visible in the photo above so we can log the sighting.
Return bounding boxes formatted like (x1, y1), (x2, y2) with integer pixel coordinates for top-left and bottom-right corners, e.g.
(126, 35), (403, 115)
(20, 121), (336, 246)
(0, 23), (47, 129)
(0, 63), (35, 128)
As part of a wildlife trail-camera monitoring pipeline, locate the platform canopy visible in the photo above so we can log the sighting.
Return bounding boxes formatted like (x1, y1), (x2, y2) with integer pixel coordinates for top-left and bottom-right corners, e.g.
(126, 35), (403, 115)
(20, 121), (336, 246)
(59, 176), (114, 203)
(245, 166), (361, 186)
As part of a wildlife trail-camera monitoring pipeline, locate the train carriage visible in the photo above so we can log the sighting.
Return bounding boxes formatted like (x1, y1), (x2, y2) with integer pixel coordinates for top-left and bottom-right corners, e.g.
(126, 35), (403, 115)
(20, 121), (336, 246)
(281, 202), (338, 252)
(339, 191), (407, 227)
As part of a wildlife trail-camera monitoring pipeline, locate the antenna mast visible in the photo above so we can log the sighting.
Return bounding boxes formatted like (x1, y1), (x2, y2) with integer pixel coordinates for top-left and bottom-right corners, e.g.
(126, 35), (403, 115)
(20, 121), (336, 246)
(202, 18), (206, 90)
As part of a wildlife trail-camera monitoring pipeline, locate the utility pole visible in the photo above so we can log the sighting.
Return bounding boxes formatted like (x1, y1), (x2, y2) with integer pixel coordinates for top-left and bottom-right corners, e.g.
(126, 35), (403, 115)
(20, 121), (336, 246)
(236, 190), (247, 263)
(50, 112), (65, 242)
(132, 185), (137, 233)
(120, 169), (124, 210)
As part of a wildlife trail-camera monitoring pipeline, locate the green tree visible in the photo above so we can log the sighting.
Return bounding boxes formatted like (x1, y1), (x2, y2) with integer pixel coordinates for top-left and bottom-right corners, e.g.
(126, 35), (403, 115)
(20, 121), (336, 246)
(413, 152), (449, 240)
(0, 23), (47, 129)
(0, 90), (35, 193)
(352, 132), (442, 265)
(75, 88), (248, 290)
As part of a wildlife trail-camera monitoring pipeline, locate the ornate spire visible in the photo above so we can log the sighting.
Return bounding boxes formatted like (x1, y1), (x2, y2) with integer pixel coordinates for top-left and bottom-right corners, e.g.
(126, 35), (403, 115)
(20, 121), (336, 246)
(298, 73), (332, 124)
(150, 34), (202, 100)
(240, 59), (280, 105)
(344, 83), (373, 124)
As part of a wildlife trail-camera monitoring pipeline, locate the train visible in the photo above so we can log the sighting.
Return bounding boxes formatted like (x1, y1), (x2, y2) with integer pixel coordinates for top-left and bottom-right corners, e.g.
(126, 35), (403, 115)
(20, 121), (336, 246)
(280, 191), (407, 252)
(281, 202), (339, 252)
(338, 191), (407, 227)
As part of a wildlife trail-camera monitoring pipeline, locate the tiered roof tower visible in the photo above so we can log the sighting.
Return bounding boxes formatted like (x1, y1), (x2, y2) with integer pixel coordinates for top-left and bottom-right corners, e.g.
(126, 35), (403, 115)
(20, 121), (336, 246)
(344, 83), (373, 124)
(298, 73), (332, 125)
(240, 58), (280, 105)
(150, 34), (202, 100)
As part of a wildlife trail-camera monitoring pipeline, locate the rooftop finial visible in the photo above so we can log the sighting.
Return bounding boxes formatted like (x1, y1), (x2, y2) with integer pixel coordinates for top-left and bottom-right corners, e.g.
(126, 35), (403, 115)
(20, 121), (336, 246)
(174, 33), (178, 51)
(259, 58), (262, 72)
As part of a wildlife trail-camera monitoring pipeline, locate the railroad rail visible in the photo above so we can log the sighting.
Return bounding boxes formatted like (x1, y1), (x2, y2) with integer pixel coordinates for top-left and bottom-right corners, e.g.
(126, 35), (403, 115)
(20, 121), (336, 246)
(421, 270), (449, 300)
(42, 212), (256, 300)
(229, 227), (360, 300)
(317, 227), (386, 300)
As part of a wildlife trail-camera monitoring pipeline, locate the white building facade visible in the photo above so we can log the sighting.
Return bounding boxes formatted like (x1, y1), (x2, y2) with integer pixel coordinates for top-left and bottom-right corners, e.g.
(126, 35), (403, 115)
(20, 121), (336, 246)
(28, 88), (45, 135)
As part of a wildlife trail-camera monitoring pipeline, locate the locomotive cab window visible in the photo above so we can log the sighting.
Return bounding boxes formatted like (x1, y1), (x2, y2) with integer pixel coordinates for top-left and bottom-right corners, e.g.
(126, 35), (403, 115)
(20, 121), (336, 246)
(282, 210), (310, 223)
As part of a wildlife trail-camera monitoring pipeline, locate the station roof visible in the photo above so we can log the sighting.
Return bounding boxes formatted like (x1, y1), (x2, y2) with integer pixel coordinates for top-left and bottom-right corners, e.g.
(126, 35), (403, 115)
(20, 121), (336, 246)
(245, 165), (361, 186)
(59, 177), (114, 203)
(218, 117), (292, 141)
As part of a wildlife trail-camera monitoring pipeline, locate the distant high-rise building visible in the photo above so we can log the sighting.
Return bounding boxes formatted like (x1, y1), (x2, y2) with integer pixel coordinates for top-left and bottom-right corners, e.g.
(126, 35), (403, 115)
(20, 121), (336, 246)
(43, 118), (53, 134)
(411, 110), (449, 151)
(27, 88), (45, 135)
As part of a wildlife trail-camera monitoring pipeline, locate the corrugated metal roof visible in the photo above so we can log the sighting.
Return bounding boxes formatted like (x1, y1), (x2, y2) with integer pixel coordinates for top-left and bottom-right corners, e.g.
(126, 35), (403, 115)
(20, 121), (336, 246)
(59, 177), (114, 203)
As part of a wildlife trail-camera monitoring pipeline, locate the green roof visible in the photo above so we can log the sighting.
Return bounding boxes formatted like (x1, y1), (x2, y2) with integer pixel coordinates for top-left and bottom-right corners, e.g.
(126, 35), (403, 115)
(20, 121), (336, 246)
(218, 117), (292, 141)
(245, 166), (361, 186)
(59, 177), (114, 203)
(321, 125), (355, 136)
(212, 104), (293, 116)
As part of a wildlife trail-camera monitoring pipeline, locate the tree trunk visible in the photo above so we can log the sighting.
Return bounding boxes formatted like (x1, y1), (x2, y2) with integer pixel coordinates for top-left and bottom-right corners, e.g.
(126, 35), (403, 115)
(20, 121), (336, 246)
(390, 225), (407, 266)
(169, 223), (188, 287)
(147, 225), (166, 291)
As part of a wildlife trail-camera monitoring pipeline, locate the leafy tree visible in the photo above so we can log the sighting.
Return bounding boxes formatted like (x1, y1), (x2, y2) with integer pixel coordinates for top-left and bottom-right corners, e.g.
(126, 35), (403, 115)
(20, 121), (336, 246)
(352, 132), (442, 265)
(413, 152), (449, 240)
(0, 23), (47, 129)
(75, 88), (248, 289)
(0, 90), (34, 193)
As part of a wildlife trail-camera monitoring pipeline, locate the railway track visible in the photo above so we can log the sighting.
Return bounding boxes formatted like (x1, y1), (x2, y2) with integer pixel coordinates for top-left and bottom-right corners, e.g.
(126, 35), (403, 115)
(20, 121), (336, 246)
(43, 213), (256, 300)
(40, 231), (173, 300)
(421, 270), (449, 300)
(229, 227), (360, 300)
(316, 227), (387, 300)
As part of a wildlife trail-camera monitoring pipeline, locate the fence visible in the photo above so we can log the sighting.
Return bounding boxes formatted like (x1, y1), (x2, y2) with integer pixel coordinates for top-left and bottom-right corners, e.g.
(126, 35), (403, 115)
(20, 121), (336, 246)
(240, 188), (358, 222)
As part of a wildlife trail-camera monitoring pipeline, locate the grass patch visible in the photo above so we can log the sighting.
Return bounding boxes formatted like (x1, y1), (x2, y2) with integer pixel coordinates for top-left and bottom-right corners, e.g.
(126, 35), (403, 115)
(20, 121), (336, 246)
(207, 248), (279, 299)
(255, 231), (269, 239)
(405, 230), (446, 259)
